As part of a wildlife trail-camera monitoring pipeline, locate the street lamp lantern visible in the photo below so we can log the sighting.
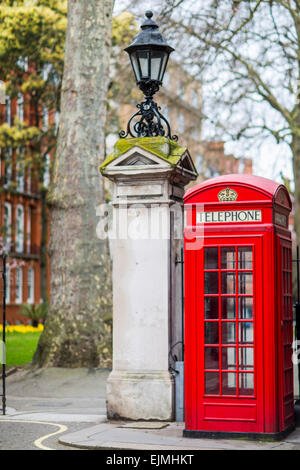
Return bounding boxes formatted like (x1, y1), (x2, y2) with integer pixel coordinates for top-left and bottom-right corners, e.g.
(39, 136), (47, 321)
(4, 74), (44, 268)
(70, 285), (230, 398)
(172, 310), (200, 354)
(125, 11), (173, 93)
(120, 11), (177, 141)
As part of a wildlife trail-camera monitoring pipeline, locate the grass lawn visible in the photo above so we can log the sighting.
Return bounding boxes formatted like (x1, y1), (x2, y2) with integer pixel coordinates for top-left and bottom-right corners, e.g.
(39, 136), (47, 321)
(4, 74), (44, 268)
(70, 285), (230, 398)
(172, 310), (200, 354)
(5, 331), (42, 367)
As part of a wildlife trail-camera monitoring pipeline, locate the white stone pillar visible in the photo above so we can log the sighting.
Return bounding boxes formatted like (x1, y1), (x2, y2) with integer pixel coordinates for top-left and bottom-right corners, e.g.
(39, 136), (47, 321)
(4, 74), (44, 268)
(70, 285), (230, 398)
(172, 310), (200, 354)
(100, 137), (197, 421)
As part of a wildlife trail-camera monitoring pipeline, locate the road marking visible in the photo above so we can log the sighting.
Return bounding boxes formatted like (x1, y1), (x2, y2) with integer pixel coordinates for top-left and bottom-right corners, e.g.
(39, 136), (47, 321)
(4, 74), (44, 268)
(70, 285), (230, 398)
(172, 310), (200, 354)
(0, 419), (68, 450)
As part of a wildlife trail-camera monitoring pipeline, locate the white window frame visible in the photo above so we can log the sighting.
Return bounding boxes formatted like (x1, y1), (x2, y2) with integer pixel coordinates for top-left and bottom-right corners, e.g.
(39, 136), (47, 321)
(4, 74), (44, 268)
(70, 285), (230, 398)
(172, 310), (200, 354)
(26, 207), (31, 253)
(178, 114), (185, 133)
(192, 125), (200, 140)
(16, 158), (25, 192)
(162, 106), (169, 122)
(17, 93), (24, 122)
(54, 111), (60, 133)
(17, 56), (28, 72)
(4, 148), (12, 188)
(5, 267), (10, 304)
(178, 80), (185, 97)
(15, 267), (23, 304)
(42, 63), (52, 82)
(26, 169), (31, 193)
(42, 107), (49, 130)
(16, 204), (24, 253)
(191, 89), (198, 108)
(239, 158), (245, 174)
(196, 154), (203, 173)
(4, 202), (12, 252)
(27, 267), (34, 304)
(43, 153), (51, 187)
(163, 71), (170, 88)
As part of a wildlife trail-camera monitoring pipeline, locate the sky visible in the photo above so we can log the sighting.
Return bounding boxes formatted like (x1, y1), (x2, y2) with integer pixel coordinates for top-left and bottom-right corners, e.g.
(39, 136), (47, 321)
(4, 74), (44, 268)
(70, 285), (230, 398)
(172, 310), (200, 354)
(113, 0), (295, 188)
(226, 137), (294, 188)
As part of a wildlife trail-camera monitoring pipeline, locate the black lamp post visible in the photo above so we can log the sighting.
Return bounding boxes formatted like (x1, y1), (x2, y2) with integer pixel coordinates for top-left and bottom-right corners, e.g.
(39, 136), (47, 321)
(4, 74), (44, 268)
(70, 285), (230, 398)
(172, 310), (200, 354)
(120, 11), (177, 141)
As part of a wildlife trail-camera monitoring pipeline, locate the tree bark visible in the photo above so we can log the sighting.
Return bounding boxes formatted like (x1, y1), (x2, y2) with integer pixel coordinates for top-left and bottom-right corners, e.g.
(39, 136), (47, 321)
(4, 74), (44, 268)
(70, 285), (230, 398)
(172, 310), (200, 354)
(33, 0), (114, 367)
(40, 188), (48, 304)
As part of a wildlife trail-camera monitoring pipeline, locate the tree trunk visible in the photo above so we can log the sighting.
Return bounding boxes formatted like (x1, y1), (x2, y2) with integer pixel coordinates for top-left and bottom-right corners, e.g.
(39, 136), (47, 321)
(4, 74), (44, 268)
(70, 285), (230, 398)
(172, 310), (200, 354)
(40, 188), (48, 304)
(33, 0), (114, 367)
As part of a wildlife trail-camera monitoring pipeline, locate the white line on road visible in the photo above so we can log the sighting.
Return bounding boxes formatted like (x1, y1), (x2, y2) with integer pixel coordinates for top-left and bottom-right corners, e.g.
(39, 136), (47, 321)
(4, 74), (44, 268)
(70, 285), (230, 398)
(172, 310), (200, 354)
(0, 419), (68, 450)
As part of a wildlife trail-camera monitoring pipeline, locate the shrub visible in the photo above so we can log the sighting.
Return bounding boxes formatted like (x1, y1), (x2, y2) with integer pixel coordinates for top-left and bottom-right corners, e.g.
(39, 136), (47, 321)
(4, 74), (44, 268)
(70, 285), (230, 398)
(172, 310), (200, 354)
(19, 302), (48, 327)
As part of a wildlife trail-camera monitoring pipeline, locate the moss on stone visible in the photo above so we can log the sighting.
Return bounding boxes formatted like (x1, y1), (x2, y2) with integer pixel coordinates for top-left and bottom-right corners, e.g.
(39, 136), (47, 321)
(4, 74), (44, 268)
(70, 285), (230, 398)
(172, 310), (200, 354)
(100, 136), (188, 171)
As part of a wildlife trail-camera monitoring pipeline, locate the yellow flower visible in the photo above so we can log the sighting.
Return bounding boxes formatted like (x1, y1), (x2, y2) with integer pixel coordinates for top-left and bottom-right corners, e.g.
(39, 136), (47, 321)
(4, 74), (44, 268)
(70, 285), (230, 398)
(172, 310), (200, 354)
(0, 324), (44, 333)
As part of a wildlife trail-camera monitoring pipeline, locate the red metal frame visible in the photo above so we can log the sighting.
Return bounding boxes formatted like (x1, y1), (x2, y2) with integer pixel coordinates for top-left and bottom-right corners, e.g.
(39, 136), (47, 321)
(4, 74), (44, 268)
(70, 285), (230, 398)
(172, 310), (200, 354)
(184, 175), (294, 438)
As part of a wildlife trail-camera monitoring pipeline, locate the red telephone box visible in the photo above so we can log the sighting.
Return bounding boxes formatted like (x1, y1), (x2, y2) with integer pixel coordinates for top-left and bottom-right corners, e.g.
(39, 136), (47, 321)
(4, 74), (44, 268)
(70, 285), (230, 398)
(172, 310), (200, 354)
(183, 174), (294, 439)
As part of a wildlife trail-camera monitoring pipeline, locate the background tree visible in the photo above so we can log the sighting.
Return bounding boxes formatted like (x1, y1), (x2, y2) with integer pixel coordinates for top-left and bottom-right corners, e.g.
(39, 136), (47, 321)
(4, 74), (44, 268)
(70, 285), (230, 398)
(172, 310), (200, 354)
(33, 0), (115, 367)
(151, 0), (300, 237)
(106, 12), (139, 149)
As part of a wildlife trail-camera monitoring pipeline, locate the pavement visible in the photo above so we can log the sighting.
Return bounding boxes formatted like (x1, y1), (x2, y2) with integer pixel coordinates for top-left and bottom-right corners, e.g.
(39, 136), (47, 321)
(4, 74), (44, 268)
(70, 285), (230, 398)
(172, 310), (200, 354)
(2, 367), (300, 450)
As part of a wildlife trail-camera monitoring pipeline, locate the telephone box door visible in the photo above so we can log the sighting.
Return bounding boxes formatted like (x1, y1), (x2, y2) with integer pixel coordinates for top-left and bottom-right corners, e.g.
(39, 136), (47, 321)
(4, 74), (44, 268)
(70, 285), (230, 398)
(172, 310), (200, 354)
(277, 237), (294, 432)
(190, 235), (264, 433)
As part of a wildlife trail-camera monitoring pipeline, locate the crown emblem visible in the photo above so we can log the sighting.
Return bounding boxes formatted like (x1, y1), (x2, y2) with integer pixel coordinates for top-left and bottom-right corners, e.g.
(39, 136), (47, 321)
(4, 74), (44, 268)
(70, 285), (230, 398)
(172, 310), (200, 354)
(218, 187), (238, 202)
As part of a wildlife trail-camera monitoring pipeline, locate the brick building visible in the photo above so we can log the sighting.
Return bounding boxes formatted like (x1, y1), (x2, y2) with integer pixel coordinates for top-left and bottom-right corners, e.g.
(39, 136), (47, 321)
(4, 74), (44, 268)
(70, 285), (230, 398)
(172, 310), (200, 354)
(193, 141), (252, 184)
(0, 88), (52, 324)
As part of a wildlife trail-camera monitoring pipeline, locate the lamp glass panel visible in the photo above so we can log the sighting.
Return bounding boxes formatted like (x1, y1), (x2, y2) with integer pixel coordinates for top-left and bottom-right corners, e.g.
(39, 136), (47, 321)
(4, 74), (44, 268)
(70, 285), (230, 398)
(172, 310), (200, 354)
(130, 52), (140, 81)
(150, 50), (163, 80)
(137, 50), (149, 78)
(159, 52), (169, 82)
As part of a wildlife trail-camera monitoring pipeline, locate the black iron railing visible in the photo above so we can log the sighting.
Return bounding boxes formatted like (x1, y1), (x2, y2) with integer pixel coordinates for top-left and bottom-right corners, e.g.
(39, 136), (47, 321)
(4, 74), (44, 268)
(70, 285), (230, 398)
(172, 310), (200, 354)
(293, 246), (300, 396)
(0, 254), (6, 415)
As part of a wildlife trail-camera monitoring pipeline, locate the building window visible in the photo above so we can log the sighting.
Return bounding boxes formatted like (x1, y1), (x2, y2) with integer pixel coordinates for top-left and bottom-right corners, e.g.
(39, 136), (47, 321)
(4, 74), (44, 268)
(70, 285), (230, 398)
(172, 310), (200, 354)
(17, 93), (24, 122)
(43, 153), (50, 187)
(15, 267), (23, 304)
(17, 56), (28, 72)
(27, 267), (34, 304)
(205, 164), (220, 178)
(42, 63), (52, 82)
(42, 107), (49, 130)
(26, 168), (31, 193)
(5, 268), (10, 304)
(239, 158), (245, 174)
(54, 111), (60, 133)
(16, 205), (24, 253)
(106, 133), (118, 155)
(192, 125), (200, 141)
(162, 106), (169, 122)
(196, 154), (203, 173)
(4, 148), (12, 188)
(191, 89), (198, 108)
(178, 80), (185, 97)
(26, 207), (31, 253)
(4, 161), (12, 187)
(5, 96), (11, 125)
(16, 157), (25, 192)
(163, 71), (170, 88)
(178, 114), (185, 133)
(4, 202), (12, 252)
